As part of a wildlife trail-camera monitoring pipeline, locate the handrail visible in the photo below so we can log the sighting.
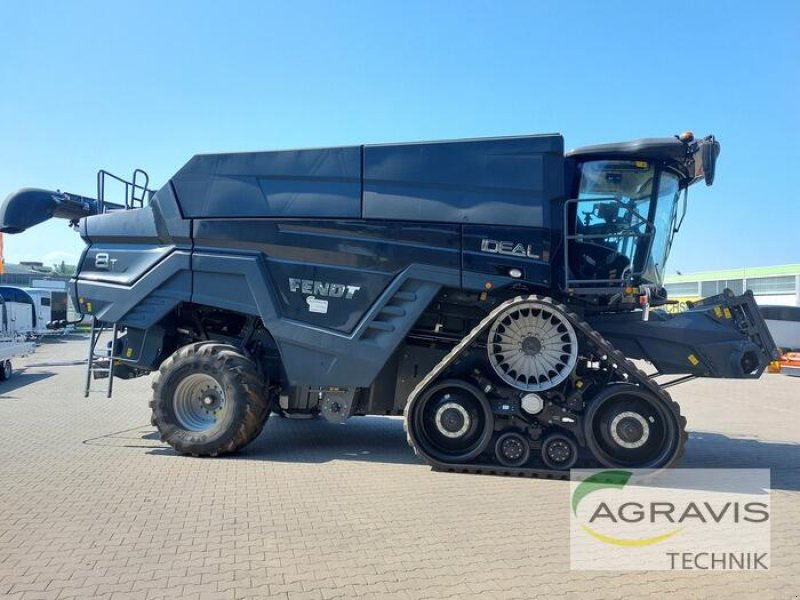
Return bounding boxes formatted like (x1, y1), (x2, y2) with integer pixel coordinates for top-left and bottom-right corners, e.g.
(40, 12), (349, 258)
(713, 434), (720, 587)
(96, 169), (154, 213)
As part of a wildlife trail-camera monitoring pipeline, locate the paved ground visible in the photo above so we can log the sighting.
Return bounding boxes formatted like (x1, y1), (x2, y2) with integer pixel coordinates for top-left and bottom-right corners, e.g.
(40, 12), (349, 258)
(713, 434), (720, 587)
(0, 336), (798, 599)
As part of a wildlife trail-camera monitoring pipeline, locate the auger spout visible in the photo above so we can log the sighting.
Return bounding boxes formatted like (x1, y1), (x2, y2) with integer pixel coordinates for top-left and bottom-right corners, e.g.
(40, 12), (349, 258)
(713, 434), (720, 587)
(0, 188), (98, 233)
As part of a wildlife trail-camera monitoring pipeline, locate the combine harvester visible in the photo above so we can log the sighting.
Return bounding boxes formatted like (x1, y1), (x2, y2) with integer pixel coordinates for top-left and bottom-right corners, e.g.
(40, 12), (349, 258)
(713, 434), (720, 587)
(0, 132), (779, 475)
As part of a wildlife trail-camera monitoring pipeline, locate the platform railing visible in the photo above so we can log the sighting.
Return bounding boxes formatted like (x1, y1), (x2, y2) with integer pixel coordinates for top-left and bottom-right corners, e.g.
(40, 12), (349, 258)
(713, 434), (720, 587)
(96, 169), (154, 214)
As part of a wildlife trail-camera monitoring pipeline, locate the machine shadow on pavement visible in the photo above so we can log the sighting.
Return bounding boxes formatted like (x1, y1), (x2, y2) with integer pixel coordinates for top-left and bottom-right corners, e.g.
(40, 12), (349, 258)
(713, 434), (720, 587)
(138, 417), (800, 491)
(141, 416), (420, 467)
(33, 333), (87, 345)
(0, 370), (56, 397)
(242, 416), (419, 466)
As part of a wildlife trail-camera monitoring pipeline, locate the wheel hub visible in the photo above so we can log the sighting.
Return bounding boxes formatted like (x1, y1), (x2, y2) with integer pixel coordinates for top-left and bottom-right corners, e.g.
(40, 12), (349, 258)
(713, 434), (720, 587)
(201, 394), (221, 409)
(173, 373), (227, 432)
(494, 431), (531, 467)
(610, 411), (650, 449)
(541, 434), (578, 469)
(501, 437), (524, 460)
(546, 440), (571, 462)
(521, 336), (542, 356)
(435, 401), (470, 438)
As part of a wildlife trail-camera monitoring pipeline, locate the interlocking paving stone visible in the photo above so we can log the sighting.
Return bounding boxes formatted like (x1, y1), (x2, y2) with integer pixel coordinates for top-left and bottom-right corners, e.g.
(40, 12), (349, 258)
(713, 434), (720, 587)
(0, 336), (798, 598)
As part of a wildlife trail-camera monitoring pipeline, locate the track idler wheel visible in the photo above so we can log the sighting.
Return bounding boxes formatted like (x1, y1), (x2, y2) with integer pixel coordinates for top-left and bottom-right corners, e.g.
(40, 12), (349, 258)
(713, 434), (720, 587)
(584, 383), (684, 469)
(494, 431), (531, 467)
(407, 380), (494, 464)
(541, 433), (578, 470)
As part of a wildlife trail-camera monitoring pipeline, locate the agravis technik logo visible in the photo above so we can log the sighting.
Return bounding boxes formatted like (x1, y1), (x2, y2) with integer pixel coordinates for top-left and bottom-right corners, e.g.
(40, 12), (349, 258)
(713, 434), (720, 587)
(570, 469), (771, 571)
(572, 470), (683, 547)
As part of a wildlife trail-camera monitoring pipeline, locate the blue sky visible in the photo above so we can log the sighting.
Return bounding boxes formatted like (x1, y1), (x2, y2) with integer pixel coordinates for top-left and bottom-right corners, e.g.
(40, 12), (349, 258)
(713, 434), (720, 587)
(1, 1), (797, 273)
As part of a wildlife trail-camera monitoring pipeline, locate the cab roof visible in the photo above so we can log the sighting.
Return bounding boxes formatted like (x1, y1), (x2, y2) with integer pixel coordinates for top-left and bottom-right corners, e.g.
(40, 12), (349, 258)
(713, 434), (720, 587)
(566, 137), (688, 163)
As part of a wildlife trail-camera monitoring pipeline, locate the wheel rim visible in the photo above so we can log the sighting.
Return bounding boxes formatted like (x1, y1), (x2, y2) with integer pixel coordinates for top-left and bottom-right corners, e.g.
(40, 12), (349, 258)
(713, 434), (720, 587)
(3, 362), (10, 378)
(541, 434), (578, 470)
(173, 373), (227, 432)
(412, 381), (494, 463)
(585, 386), (679, 468)
(487, 302), (578, 392)
(495, 431), (531, 467)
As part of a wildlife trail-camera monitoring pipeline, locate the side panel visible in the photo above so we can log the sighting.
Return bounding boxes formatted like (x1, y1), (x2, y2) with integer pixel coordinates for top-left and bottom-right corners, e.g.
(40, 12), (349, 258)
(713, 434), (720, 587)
(80, 244), (176, 286)
(192, 252), (459, 387)
(168, 136), (566, 227)
(171, 147), (362, 219)
(190, 218), (463, 385)
(82, 185), (191, 246)
(462, 224), (553, 289)
(192, 219), (460, 333)
(74, 186), (193, 328)
(363, 135), (565, 227)
(76, 252), (192, 326)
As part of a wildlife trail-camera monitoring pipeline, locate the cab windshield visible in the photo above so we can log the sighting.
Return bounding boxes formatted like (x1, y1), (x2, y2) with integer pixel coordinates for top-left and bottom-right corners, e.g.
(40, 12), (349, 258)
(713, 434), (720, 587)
(573, 160), (681, 288)
(648, 171), (680, 282)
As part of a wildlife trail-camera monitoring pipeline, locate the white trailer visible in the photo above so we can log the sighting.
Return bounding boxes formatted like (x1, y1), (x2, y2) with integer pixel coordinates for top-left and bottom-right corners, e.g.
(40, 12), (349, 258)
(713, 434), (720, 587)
(0, 295), (36, 380)
(21, 288), (69, 336)
(0, 287), (36, 338)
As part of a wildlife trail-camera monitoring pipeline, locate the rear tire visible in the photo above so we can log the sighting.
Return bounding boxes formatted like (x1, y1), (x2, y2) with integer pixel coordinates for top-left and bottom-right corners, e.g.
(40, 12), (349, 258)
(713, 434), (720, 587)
(150, 342), (271, 456)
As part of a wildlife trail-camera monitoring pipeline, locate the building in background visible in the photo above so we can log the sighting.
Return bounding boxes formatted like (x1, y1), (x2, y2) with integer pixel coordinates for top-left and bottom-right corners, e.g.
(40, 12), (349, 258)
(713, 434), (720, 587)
(665, 264), (800, 307)
(0, 262), (71, 288)
(0, 262), (81, 321)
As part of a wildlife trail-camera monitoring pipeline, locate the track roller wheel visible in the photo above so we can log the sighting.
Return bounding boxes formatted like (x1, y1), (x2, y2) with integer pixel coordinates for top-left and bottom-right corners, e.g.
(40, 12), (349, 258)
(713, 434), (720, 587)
(541, 433), (578, 470)
(494, 431), (531, 467)
(584, 383), (684, 469)
(407, 379), (494, 464)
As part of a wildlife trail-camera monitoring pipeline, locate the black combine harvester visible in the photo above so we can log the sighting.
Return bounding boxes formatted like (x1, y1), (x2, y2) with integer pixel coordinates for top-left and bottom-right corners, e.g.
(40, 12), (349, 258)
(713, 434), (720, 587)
(0, 132), (778, 476)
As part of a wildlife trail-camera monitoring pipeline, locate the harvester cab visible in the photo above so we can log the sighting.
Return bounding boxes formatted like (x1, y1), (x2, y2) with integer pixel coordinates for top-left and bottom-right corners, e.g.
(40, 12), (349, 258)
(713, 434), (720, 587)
(563, 132), (720, 306)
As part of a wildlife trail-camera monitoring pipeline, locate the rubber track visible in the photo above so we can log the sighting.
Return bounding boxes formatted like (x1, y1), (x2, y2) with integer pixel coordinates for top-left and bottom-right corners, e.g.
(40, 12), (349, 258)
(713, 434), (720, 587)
(403, 295), (688, 478)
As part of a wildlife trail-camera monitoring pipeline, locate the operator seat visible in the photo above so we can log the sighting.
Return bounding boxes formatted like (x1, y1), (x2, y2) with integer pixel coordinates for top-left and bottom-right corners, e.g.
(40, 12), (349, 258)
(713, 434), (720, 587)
(571, 241), (631, 283)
